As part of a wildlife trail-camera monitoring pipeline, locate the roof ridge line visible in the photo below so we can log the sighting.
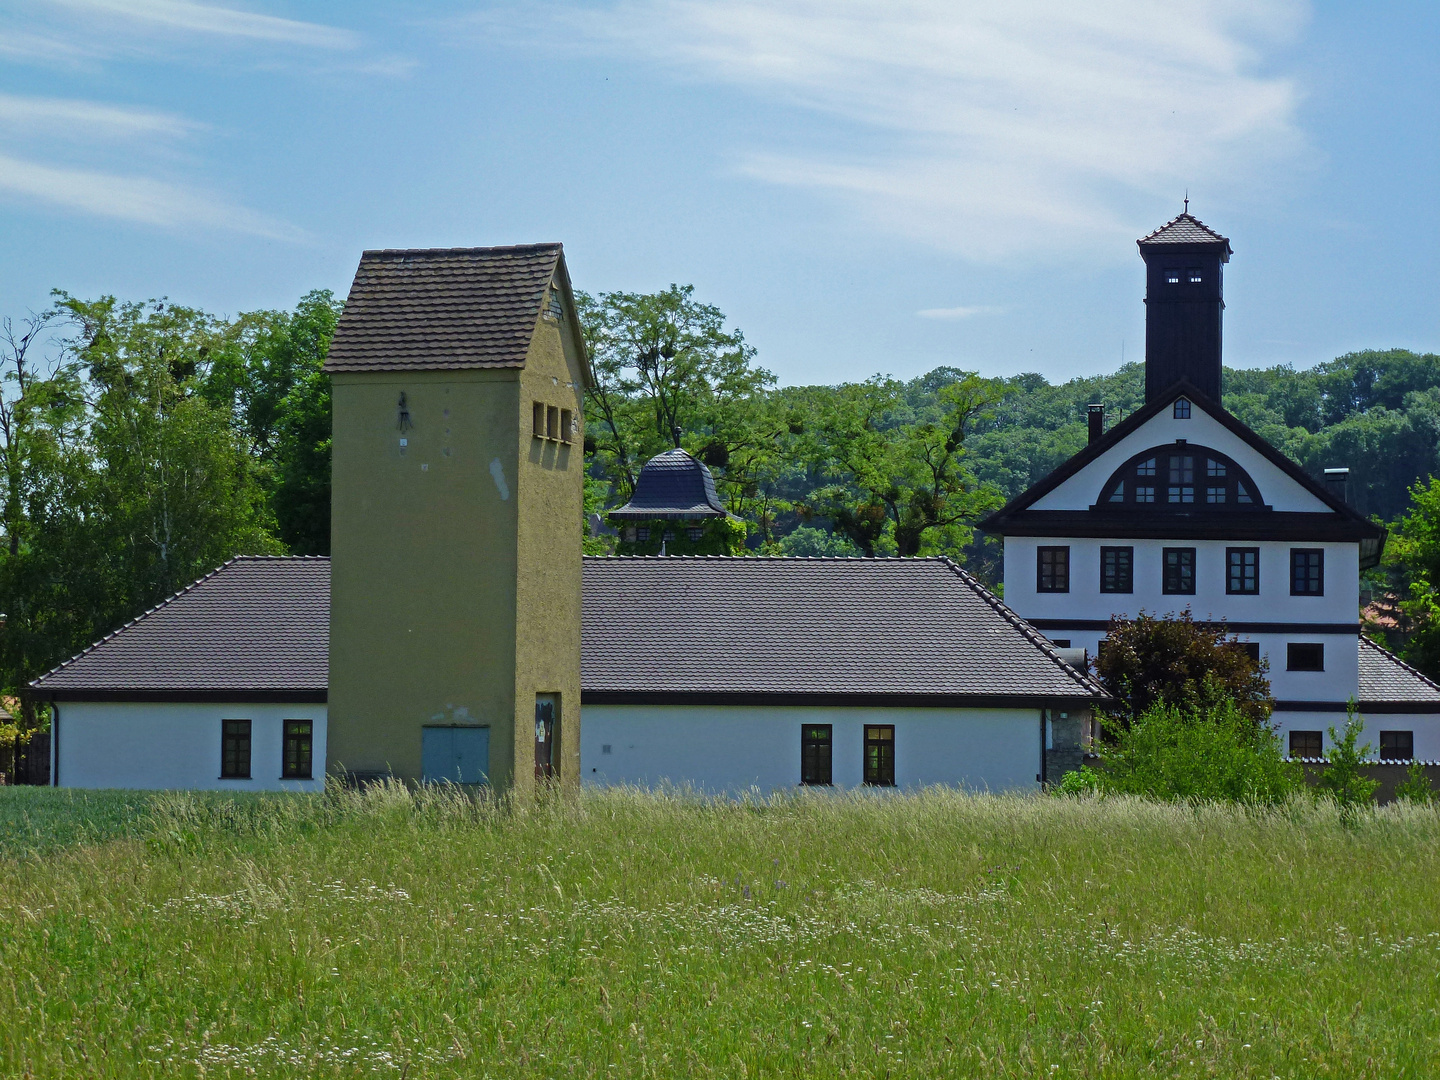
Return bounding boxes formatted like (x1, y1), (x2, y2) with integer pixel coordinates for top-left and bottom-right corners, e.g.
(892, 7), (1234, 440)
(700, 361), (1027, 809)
(360, 243), (564, 257)
(1361, 634), (1440, 694)
(936, 557), (1108, 697)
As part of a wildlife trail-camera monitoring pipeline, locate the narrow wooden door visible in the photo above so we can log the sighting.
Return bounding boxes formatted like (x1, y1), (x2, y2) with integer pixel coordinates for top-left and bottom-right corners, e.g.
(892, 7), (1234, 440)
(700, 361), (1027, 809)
(534, 694), (556, 781)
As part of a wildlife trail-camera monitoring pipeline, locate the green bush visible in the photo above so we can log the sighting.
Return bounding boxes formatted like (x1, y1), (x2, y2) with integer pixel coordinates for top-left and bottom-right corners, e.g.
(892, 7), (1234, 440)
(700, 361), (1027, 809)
(1318, 706), (1380, 813)
(1395, 759), (1435, 804)
(1067, 701), (1302, 805)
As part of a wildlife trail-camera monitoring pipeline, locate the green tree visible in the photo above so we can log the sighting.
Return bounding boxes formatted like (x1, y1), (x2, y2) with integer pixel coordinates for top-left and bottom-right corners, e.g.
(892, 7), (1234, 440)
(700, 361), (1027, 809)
(1095, 610), (1273, 725)
(1384, 477), (1440, 678)
(1317, 706), (1379, 814)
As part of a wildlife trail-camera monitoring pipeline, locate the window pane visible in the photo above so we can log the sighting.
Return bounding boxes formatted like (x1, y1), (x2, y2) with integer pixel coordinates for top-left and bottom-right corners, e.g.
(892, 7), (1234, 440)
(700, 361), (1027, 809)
(1135, 485), (1155, 503)
(1291, 549), (1324, 595)
(864, 725), (895, 787)
(801, 725), (833, 785)
(1037, 547), (1069, 592)
(1380, 731), (1414, 761)
(1289, 730), (1323, 758)
(1227, 548), (1259, 594)
(222, 719), (251, 779)
(1206, 486), (1226, 504)
(1101, 547), (1133, 593)
(1135, 458), (1156, 477)
(1163, 548), (1195, 594)
(1286, 643), (1325, 671)
(1207, 458), (1226, 477)
(1108, 482), (1124, 503)
(284, 719), (313, 780)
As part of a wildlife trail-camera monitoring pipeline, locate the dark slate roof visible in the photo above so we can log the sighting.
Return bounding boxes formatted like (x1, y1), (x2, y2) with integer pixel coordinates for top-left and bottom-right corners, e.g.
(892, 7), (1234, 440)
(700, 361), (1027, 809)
(1359, 636), (1440, 706)
(1138, 212), (1232, 255)
(608, 449), (729, 520)
(30, 558), (329, 701)
(325, 244), (571, 374)
(581, 556), (1106, 703)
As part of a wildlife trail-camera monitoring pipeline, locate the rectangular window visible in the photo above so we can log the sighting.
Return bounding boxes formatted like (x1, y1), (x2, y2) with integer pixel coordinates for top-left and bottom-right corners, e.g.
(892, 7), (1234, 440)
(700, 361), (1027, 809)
(801, 725), (833, 786)
(1289, 730), (1323, 759)
(1237, 642), (1261, 665)
(1037, 547), (1069, 592)
(1167, 486), (1194, 503)
(863, 725), (895, 787)
(559, 408), (573, 443)
(1162, 548), (1196, 594)
(1100, 546), (1133, 593)
(1380, 731), (1414, 761)
(1287, 643), (1325, 671)
(546, 405), (560, 440)
(532, 401), (546, 438)
(1173, 399), (1191, 418)
(686, 526), (703, 541)
(1169, 455), (1194, 483)
(1291, 549), (1324, 595)
(221, 719), (251, 779)
(1206, 486), (1226, 504)
(1135, 485), (1155, 503)
(1165, 269), (1181, 285)
(1226, 547), (1259, 595)
(1187, 268), (1203, 284)
(282, 720), (313, 779)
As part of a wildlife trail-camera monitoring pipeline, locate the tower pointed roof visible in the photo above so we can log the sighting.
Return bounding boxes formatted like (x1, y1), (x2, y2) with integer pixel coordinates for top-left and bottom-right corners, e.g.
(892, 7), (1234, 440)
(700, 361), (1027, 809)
(609, 448), (728, 520)
(1137, 212), (1232, 258)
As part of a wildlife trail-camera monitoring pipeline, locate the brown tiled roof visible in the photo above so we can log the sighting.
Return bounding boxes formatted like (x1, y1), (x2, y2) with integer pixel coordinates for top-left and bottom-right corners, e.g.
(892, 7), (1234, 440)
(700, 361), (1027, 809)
(581, 556), (1106, 703)
(1359, 636), (1440, 705)
(1138, 212), (1232, 253)
(30, 557), (329, 701)
(325, 244), (564, 373)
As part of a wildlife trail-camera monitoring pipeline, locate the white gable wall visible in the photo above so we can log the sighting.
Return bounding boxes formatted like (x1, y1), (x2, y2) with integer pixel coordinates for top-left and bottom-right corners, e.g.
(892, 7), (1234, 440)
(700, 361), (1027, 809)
(580, 703), (1045, 794)
(1031, 404), (1331, 512)
(56, 702), (328, 792)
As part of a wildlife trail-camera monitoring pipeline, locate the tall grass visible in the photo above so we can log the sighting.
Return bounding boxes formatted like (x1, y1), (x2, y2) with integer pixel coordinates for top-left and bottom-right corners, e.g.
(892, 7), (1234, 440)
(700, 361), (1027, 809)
(3, 784), (1440, 1077)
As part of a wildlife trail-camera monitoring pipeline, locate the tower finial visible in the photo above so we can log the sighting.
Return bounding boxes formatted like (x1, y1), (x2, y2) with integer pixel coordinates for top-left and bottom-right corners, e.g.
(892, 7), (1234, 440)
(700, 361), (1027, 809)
(1183, 190), (1189, 214)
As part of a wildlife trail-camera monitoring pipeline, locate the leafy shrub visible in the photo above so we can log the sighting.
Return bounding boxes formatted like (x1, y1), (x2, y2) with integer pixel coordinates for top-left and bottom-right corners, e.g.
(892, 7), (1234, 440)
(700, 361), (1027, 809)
(1318, 707), (1379, 813)
(1066, 701), (1302, 805)
(1395, 760), (1435, 805)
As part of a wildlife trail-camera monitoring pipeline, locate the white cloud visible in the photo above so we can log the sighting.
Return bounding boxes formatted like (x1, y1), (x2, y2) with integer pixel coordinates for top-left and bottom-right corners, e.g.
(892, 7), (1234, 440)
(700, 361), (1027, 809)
(548, 0), (1310, 261)
(0, 153), (305, 240)
(916, 305), (1004, 320)
(0, 94), (197, 139)
(46, 0), (359, 49)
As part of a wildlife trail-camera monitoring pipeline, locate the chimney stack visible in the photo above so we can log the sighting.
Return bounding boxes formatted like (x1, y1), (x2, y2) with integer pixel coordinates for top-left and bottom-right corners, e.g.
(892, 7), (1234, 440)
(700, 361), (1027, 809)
(1087, 404), (1104, 444)
(1324, 467), (1350, 506)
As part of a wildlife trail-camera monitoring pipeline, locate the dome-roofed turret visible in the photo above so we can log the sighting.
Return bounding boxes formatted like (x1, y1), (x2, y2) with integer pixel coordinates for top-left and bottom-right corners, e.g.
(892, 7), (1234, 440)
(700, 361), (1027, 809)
(609, 448), (728, 520)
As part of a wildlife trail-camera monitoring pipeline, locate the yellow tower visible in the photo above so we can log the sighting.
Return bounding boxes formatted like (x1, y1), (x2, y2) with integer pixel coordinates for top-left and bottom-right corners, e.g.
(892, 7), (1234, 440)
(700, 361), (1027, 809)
(323, 245), (589, 791)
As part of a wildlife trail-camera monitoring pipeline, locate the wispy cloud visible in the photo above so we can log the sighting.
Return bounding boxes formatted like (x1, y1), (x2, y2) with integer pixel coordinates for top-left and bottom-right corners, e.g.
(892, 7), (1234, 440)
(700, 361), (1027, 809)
(916, 305), (1004, 320)
(46, 0), (359, 49)
(0, 153), (305, 240)
(532, 0), (1309, 261)
(0, 93), (197, 139)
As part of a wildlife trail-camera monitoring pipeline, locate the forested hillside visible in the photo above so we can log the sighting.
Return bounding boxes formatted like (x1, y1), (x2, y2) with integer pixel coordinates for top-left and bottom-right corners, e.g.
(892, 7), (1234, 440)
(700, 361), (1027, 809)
(1, 283), (1437, 708)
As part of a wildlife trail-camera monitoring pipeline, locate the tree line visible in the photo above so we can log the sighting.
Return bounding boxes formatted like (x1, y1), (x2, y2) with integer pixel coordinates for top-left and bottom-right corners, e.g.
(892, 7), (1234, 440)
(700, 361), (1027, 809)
(2, 282), (1439, 723)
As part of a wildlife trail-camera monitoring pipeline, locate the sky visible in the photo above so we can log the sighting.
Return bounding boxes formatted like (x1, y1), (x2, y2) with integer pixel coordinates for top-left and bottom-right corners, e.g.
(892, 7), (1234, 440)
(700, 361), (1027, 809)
(0, 0), (1435, 387)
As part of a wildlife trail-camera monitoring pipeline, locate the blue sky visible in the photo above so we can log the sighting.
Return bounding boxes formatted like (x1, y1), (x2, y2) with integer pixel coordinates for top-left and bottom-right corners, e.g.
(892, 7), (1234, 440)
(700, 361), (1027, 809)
(0, 0), (1435, 386)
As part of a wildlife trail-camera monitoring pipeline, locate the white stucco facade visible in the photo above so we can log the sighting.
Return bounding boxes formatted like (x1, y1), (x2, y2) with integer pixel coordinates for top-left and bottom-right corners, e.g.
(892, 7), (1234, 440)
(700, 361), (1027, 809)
(55, 702), (328, 792)
(580, 703), (1046, 794)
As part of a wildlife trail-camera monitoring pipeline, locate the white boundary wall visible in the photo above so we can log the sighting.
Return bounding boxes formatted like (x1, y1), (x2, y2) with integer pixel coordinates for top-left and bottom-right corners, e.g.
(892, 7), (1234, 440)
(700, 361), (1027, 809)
(580, 704), (1043, 794)
(55, 702), (328, 792)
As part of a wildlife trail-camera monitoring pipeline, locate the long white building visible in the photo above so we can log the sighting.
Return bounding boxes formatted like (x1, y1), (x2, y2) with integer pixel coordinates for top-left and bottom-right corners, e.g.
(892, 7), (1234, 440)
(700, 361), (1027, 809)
(981, 212), (1440, 761)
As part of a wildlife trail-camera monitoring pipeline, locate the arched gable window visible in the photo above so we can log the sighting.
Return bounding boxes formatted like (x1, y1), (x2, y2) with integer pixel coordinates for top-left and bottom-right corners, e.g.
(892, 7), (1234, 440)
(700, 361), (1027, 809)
(1096, 445), (1265, 510)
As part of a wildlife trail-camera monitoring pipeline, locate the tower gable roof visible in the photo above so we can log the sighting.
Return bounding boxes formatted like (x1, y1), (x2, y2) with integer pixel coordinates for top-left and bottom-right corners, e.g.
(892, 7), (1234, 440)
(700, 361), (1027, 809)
(1137, 213), (1233, 258)
(325, 244), (591, 380)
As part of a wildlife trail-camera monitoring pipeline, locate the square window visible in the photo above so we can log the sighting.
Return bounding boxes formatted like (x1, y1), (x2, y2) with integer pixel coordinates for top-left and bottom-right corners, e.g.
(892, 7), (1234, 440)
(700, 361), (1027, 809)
(283, 720), (313, 779)
(1287, 643), (1325, 671)
(1167, 486), (1194, 504)
(1101, 546), (1133, 594)
(222, 719), (251, 779)
(1037, 547), (1070, 593)
(636, 526), (649, 542)
(1135, 485), (1155, 503)
(1188, 268), (1203, 284)
(801, 725), (833, 785)
(1290, 549), (1324, 596)
(1236, 641), (1261, 665)
(1289, 730), (1323, 758)
(1380, 731), (1415, 761)
(1162, 548), (1196, 594)
(687, 526), (703, 541)
(1169, 455), (1194, 484)
(864, 725), (895, 786)
(1207, 458), (1227, 478)
(1173, 399), (1191, 419)
(1165, 269), (1181, 285)
(1226, 548), (1259, 595)
(1206, 486), (1227, 504)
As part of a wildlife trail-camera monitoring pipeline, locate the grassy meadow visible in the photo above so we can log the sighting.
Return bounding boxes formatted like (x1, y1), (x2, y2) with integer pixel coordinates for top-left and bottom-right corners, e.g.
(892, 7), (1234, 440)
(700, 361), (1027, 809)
(2, 786), (1440, 1078)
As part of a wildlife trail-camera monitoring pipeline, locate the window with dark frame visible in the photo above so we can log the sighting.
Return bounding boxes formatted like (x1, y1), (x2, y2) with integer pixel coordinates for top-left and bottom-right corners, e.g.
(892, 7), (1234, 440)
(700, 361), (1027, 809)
(1287, 643), (1325, 671)
(1100, 546), (1133, 593)
(221, 719), (251, 779)
(1237, 642), (1261, 665)
(1162, 547), (1196, 594)
(801, 725), (833, 786)
(1165, 268), (1181, 284)
(282, 720), (313, 779)
(1037, 546), (1070, 593)
(1380, 731), (1415, 762)
(1291, 549), (1324, 595)
(1289, 730), (1323, 759)
(1099, 446), (1260, 509)
(863, 725), (895, 786)
(1226, 547), (1259, 594)
(1173, 398), (1191, 419)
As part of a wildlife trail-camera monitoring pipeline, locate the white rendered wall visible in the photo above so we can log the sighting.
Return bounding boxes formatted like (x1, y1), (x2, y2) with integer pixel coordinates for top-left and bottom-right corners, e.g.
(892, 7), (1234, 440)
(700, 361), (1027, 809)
(56, 702), (328, 792)
(1272, 711), (1440, 762)
(1003, 537), (1361, 704)
(1030, 405), (1330, 513)
(580, 704), (1042, 794)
